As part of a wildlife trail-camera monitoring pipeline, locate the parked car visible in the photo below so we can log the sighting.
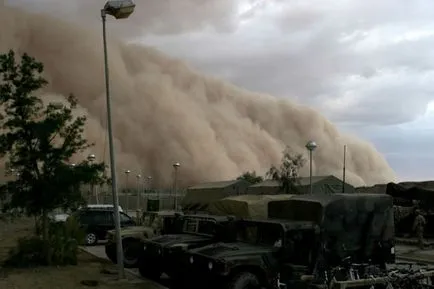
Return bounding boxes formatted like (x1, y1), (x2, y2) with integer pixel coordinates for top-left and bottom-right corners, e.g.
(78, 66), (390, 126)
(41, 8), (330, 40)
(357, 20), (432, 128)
(70, 207), (136, 245)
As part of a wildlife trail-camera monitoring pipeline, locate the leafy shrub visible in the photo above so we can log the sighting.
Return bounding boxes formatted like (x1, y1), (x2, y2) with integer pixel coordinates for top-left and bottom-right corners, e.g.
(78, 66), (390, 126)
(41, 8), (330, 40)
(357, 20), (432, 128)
(4, 217), (85, 267)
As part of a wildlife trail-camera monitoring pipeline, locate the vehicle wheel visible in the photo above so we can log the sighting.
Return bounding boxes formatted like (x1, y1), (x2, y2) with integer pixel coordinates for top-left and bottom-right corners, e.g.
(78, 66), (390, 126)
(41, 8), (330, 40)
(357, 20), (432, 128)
(85, 232), (98, 246)
(138, 252), (161, 280)
(227, 272), (261, 289)
(105, 244), (117, 264)
(122, 239), (141, 268)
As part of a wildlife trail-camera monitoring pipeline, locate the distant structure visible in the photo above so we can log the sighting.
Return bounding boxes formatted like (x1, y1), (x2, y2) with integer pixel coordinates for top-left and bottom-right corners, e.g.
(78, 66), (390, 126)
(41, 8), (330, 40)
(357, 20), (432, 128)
(181, 179), (251, 211)
(247, 175), (355, 195)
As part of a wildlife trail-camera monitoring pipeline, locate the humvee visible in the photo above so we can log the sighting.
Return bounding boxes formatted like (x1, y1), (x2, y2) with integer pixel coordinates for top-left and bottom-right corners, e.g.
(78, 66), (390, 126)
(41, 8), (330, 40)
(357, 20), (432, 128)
(182, 193), (427, 289)
(137, 214), (236, 281)
(104, 210), (180, 268)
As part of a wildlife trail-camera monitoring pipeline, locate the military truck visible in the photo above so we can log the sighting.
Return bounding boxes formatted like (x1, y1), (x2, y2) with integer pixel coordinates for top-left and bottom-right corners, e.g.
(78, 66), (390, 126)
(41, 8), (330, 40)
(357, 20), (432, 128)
(137, 214), (236, 281)
(105, 210), (180, 268)
(180, 193), (434, 289)
(387, 182), (434, 238)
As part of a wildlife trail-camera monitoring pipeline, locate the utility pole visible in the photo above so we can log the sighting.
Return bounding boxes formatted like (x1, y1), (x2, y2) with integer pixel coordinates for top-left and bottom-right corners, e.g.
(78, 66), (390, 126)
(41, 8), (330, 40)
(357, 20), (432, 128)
(342, 145), (347, 194)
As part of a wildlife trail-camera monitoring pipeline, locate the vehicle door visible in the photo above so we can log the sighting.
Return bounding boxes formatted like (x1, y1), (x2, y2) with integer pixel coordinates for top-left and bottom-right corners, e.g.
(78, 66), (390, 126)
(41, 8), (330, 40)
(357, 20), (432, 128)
(92, 210), (115, 240)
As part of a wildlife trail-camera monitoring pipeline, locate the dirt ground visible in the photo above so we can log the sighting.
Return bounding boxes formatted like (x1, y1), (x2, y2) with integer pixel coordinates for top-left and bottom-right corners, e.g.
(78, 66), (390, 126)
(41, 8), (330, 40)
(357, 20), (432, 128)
(0, 217), (159, 289)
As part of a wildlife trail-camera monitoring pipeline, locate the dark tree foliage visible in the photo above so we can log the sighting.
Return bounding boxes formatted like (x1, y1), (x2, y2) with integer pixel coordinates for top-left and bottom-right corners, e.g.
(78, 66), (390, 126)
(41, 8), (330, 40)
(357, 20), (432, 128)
(237, 171), (264, 184)
(266, 146), (306, 194)
(0, 50), (105, 241)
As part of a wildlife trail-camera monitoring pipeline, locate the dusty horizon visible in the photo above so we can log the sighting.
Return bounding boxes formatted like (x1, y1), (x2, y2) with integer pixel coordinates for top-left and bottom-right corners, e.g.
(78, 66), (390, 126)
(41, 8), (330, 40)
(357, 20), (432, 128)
(0, 1), (396, 187)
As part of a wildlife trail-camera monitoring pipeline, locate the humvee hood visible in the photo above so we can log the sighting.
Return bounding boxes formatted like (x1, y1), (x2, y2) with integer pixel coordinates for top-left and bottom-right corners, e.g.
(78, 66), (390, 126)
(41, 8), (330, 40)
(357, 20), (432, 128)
(149, 234), (212, 246)
(191, 242), (275, 259)
(107, 226), (151, 235)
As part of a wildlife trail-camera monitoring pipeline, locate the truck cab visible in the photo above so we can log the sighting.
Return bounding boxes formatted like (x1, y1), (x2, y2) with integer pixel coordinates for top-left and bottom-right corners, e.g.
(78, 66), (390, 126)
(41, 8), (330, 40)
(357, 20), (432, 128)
(138, 214), (236, 281)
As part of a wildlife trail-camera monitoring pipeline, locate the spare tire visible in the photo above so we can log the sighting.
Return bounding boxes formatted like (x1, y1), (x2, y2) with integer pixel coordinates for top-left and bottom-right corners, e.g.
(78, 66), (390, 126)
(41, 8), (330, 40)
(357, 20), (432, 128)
(227, 272), (261, 289)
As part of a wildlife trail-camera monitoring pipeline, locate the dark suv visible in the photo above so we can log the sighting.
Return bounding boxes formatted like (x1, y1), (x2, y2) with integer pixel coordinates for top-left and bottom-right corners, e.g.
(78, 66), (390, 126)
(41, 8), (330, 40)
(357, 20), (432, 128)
(71, 208), (136, 246)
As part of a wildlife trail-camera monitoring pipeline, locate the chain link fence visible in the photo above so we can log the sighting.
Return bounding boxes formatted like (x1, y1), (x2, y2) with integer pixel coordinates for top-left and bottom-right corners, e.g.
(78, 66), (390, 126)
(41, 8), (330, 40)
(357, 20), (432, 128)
(87, 187), (186, 214)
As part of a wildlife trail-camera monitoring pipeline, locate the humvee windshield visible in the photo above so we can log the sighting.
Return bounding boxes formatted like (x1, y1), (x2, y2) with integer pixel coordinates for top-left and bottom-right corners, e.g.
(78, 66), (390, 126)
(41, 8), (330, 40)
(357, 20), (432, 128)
(181, 217), (217, 235)
(235, 220), (284, 247)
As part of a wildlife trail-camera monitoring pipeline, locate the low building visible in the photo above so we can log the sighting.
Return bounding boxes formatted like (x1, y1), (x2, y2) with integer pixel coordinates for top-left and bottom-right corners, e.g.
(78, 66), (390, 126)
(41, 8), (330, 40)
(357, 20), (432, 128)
(181, 179), (251, 211)
(247, 175), (355, 195)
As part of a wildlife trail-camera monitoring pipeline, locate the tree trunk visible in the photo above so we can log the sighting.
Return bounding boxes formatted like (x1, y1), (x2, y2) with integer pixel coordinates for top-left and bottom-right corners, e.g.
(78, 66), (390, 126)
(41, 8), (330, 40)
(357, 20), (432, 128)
(41, 209), (51, 265)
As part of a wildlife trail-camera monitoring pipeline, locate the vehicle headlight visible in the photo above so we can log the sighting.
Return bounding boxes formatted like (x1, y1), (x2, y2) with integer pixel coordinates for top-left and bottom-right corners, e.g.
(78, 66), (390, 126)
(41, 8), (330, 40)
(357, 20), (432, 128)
(208, 262), (213, 270)
(189, 256), (194, 264)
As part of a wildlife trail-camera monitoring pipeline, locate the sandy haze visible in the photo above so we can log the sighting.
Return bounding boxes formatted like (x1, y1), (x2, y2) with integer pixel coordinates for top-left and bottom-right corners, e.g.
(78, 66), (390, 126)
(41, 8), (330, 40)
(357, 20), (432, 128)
(0, 1), (396, 187)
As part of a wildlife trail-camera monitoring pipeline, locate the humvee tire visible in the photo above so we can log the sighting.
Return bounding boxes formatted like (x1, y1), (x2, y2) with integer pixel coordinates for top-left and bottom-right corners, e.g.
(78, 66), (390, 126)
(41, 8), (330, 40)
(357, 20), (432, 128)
(138, 251), (161, 280)
(104, 238), (143, 268)
(227, 272), (261, 289)
(122, 238), (142, 268)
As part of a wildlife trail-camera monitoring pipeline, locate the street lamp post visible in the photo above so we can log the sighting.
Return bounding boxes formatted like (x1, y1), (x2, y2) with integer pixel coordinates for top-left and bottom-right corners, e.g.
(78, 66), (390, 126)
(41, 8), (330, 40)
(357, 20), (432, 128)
(172, 162), (180, 210)
(136, 174), (141, 210)
(88, 154), (97, 204)
(101, 0), (136, 279)
(147, 176), (153, 193)
(305, 140), (318, 194)
(124, 169), (131, 211)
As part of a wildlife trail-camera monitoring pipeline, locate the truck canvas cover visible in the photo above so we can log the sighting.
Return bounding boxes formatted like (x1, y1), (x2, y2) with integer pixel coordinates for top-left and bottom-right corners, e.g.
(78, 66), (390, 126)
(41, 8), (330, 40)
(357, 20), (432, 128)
(268, 193), (394, 260)
(386, 182), (434, 202)
(206, 194), (295, 219)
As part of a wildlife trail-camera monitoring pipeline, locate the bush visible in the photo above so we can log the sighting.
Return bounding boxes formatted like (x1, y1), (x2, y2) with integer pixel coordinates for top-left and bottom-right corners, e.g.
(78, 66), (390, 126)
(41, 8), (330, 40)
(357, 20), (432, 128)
(4, 217), (85, 267)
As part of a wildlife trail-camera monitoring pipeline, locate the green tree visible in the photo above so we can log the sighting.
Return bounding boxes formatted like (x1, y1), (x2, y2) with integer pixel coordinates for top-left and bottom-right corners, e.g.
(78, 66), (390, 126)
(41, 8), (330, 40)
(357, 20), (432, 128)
(237, 171), (264, 184)
(0, 50), (105, 251)
(266, 146), (306, 194)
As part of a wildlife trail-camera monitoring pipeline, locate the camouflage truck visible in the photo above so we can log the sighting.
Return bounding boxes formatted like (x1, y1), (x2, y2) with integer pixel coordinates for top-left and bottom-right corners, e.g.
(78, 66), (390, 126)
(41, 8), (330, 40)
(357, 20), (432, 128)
(138, 214), (237, 281)
(136, 194), (294, 280)
(105, 210), (180, 267)
(179, 193), (434, 289)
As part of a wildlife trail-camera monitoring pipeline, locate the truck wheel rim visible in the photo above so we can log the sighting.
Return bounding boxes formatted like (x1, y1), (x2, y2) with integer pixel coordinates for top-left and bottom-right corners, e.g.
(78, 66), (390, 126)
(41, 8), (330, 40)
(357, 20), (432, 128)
(86, 233), (96, 244)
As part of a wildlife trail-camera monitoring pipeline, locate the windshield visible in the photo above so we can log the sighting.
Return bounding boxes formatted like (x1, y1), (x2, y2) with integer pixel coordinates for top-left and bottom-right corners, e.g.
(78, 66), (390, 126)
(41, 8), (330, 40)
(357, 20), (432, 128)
(236, 221), (283, 246)
(142, 213), (156, 227)
(181, 217), (217, 235)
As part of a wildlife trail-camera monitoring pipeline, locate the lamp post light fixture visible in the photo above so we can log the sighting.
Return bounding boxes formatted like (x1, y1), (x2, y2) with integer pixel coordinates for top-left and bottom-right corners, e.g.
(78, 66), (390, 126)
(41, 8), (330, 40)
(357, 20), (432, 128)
(172, 162), (180, 210)
(305, 140), (318, 194)
(101, 0), (136, 279)
(88, 154), (96, 162)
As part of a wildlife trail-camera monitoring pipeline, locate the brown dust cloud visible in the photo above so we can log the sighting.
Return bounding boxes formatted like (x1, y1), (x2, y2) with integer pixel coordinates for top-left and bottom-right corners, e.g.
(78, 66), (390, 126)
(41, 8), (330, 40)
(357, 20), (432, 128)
(0, 1), (396, 187)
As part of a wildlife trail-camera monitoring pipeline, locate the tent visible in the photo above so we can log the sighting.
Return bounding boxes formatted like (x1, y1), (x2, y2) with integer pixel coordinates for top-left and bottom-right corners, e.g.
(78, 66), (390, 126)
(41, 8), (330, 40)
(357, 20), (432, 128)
(181, 180), (251, 212)
(247, 175), (355, 195)
(206, 194), (295, 219)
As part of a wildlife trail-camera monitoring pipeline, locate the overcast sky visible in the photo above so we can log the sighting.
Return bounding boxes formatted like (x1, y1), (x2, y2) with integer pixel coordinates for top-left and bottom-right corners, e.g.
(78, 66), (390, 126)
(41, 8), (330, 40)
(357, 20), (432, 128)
(126, 0), (434, 182)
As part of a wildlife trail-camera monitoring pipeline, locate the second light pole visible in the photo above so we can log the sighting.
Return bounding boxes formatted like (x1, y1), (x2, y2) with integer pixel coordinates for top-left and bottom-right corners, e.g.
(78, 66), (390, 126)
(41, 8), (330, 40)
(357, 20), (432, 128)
(124, 169), (131, 211)
(305, 140), (318, 194)
(136, 174), (141, 210)
(172, 162), (180, 210)
(88, 154), (97, 204)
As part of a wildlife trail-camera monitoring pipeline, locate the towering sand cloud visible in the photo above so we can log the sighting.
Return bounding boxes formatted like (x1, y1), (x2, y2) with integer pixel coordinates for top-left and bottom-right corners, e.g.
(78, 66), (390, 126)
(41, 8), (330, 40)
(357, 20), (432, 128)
(0, 1), (396, 186)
